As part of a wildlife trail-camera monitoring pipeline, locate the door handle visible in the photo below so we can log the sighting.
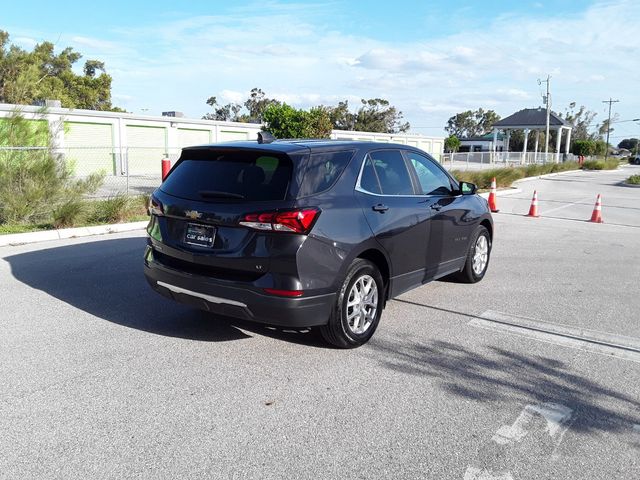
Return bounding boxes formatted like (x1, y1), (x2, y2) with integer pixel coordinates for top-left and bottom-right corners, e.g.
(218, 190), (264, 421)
(430, 203), (442, 211)
(372, 204), (389, 213)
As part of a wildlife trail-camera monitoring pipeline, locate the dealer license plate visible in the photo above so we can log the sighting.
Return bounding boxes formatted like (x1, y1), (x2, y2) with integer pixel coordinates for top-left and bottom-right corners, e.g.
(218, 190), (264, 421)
(184, 223), (216, 247)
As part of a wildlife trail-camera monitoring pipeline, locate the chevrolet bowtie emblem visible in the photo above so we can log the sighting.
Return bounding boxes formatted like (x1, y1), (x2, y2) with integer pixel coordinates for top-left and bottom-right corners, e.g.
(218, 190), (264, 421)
(185, 210), (202, 220)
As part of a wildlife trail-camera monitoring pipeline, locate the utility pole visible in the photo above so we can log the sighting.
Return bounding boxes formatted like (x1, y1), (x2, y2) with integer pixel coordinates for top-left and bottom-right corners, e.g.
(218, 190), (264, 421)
(538, 76), (551, 158)
(602, 98), (619, 161)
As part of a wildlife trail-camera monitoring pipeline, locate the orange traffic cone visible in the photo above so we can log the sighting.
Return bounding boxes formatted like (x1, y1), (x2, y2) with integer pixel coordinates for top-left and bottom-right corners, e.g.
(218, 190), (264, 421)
(488, 177), (499, 213)
(590, 194), (603, 223)
(527, 190), (540, 217)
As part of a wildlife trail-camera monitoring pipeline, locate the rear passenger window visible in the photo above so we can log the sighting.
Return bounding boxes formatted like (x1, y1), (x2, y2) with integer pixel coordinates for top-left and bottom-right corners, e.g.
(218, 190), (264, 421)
(298, 150), (354, 196)
(362, 150), (414, 195)
(360, 157), (381, 194)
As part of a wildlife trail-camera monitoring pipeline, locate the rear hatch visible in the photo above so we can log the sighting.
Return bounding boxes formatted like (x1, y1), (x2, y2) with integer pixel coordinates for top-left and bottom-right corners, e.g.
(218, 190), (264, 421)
(148, 146), (311, 281)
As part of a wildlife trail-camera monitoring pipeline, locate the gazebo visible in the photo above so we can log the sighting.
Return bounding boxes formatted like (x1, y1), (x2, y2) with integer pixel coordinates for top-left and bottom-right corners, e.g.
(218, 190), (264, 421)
(491, 108), (573, 163)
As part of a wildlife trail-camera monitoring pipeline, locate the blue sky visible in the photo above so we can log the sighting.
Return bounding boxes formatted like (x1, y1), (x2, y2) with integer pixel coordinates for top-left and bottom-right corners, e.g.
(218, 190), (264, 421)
(3, 0), (639, 139)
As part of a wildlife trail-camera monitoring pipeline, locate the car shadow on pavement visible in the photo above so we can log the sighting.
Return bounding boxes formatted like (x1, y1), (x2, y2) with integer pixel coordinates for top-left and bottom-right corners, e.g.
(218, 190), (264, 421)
(368, 324), (640, 437)
(3, 237), (325, 347)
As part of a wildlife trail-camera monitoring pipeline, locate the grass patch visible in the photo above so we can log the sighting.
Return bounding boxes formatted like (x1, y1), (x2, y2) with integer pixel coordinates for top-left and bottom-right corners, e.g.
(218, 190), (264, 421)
(452, 161), (581, 190)
(1, 194), (150, 235)
(626, 175), (640, 185)
(581, 159), (619, 170)
(0, 223), (53, 234)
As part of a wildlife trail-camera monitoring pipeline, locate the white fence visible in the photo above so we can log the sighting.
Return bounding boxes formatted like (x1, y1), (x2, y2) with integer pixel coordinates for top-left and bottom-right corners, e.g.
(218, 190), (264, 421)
(443, 151), (577, 171)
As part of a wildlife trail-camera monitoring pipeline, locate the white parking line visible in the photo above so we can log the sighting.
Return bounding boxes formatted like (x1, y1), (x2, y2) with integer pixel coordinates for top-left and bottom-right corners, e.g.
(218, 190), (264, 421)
(492, 403), (574, 446)
(469, 311), (640, 363)
(463, 466), (514, 480)
(538, 196), (593, 215)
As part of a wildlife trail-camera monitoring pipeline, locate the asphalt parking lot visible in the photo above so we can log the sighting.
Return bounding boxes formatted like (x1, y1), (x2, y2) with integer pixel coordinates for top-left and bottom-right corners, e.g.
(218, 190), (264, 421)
(1, 165), (639, 479)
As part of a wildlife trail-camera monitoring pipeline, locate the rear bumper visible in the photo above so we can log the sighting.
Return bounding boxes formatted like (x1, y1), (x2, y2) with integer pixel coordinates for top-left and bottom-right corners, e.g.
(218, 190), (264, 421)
(144, 249), (335, 328)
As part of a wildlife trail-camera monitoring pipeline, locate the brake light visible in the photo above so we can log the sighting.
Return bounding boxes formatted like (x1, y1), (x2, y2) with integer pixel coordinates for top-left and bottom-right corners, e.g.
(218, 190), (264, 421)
(148, 194), (164, 216)
(239, 208), (320, 234)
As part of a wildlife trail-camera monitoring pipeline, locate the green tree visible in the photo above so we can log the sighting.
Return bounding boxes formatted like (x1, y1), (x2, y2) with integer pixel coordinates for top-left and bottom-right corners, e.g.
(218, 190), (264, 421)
(262, 103), (332, 139)
(618, 138), (639, 151)
(0, 110), (103, 224)
(445, 108), (500, 137)
(444, 135), (461, 153)
(244, 88), (280, 123)
(597, 113), (619, 142)
(202, 90), (411, 134)
(203, 96), (243, 121)
(352, 98), (410, 133)
(594, 139), (607, 156)
(0, 30), (121, 111)
(560, 103), (597, 141)
(327, 98), (409, 133)
(572, 139), (596, 156)
(327, 100), (356, 131)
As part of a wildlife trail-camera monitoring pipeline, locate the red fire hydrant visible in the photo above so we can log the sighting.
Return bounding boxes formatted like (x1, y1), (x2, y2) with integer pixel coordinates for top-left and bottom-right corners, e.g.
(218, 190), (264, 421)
(161, 158), (171, 180)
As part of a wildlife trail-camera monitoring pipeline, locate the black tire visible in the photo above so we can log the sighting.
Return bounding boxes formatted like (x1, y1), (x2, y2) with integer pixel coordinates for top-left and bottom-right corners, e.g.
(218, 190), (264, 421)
(452, 226), (491, 283)
(320, 258), (384, 348)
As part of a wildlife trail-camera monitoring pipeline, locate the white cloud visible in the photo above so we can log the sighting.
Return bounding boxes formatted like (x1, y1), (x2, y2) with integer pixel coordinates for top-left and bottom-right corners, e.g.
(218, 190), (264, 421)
(32, 0), (639, 135)
(219, 90), (245, 104)
(13, 36), (38, 48)
(71, 36), (120, 50)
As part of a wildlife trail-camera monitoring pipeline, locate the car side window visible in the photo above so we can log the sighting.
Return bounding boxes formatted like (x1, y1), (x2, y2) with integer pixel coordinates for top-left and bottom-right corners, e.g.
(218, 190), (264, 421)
(298, 150), (355, 197)
(406, 151), (454, 196)
(365, 150), (414, 195)
(360, 157), (382, 194)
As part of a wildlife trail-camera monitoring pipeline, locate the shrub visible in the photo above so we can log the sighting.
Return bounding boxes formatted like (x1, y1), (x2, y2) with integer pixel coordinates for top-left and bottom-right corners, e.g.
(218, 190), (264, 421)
(572, 139), (596, 156)
(450, 161), (581, 189)
(581, 160), (618, 170)
(0, 110), (103, 225)
(626, 175), (640, 185)
(52, 199), (88, 228)
(88, 195), (134, 224)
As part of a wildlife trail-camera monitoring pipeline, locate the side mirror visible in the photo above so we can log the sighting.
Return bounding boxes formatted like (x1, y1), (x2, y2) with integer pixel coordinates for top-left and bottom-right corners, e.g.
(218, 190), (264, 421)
(460, 182), (477, 195)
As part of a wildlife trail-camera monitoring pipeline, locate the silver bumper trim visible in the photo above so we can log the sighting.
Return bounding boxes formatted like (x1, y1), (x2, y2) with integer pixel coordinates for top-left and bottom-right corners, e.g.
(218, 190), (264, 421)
(156, 281), (248, 308)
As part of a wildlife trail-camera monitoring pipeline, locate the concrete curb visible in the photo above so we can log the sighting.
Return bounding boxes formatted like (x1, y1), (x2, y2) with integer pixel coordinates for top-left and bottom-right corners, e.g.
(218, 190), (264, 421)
(479, 187), (522, 199)
(513, 168), (583, 184)
(0, 221), (148, 247)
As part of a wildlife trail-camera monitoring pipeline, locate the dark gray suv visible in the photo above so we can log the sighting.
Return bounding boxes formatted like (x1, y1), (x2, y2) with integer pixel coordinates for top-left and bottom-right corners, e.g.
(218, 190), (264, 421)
(144, 138), (493, 347)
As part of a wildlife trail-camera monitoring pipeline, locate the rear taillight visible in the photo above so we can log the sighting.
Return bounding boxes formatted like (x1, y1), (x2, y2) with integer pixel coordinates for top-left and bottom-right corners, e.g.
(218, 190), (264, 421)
(148, 194), (164, 216)
(239, 208), (320, 234)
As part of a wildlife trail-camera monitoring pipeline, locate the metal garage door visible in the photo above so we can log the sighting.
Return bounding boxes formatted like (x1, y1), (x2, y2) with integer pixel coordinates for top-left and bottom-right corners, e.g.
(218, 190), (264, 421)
(126, 125), (166, 176)
(178, 128), (210, 148)
(64, 122), (115, 176)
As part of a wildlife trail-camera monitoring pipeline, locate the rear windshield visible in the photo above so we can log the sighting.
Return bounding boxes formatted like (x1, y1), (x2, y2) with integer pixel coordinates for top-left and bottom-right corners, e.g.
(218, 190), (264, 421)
(160, 150), (292, 201)
(298, 150), (355, 197)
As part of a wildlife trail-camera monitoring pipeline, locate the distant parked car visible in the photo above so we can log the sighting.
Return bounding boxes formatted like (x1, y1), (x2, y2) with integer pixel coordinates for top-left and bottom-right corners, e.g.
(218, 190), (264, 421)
(144, 136), (493, 348)
(630, 155), (640, 165)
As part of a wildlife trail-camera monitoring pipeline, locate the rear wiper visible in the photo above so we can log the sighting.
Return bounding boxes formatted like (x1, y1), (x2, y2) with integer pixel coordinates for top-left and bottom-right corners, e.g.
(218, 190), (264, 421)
(198, 190), (245, 199)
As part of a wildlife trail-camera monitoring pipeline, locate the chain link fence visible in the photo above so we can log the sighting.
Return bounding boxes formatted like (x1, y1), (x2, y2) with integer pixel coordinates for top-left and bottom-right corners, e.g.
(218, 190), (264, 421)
(0, 146), (182, 198)
(1, 146), (581, 197)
